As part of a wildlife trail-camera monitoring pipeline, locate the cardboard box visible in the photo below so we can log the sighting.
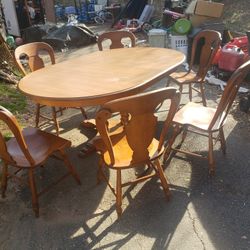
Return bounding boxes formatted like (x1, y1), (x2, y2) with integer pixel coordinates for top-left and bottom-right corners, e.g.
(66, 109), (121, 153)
(195, 1), (224, 18)
(189, 15), (216, 27)
(186, 0), (224, 18)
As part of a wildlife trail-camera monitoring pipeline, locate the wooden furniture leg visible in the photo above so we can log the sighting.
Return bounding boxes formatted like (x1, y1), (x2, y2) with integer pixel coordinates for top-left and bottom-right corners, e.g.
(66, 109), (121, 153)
(179, 84), (183, 95)
(35, 103), (41, 127)
(97, 158), (104, 184)
(208, 133), (215, 175)
(164, 125), (182, 162)
(188, 83), (192, 102)
(79, 107), (88, 120)
(28, 168), (39, 217)
(1, 161), (8, 198)
(59, 150), (81, 185)
(200, 83), (207, 106)
(52, 107), (60, 136)
(116, 169), (122, 218)
(219, 128), (226, 154)
(155, 159), (170, 200)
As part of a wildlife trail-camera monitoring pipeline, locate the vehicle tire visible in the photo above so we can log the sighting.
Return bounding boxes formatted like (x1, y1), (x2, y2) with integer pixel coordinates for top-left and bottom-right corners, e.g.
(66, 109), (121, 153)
(94, 15), (104, 24)
(104, 11), (113, 23)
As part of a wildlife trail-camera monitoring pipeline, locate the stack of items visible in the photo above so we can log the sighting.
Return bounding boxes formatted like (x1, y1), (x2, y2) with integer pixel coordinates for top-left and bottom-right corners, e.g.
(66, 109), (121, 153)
(184, 0), (225, 62)
(148, 9), (191, 51)
(185, 0), (224, 33)
(169, 16), (191, 58)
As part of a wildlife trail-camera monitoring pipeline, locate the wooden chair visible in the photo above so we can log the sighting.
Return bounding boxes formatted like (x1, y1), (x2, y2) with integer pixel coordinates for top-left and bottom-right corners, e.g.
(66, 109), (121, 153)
(0, 106), (81, 217)
(167, 30), (221, 106)
(97, 30), (136, 51)
(93, 87), (180, 217)
(164, 60), (250, 175)
(15, 42), (87, 135)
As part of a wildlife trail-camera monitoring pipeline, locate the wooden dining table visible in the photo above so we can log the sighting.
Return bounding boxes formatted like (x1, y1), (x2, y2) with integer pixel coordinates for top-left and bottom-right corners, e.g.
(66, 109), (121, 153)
(18, 47), (185, 108)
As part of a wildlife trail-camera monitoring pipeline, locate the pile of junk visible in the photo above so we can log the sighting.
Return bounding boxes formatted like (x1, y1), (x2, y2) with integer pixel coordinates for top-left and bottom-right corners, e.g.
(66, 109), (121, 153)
(114, 0), (250, 78)
(1, 0), (98, 52)
(117, 0), (250, 112)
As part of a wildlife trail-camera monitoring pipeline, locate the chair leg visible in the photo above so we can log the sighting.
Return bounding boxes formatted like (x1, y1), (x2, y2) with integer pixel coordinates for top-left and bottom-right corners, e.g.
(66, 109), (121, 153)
(79, 107), (88, 120)
(208, 132), (215, 176)
(164, 125), (182, 162)
(188, 83), (192, 102)
(59, 149), (81, 185)
(181, 127), (188, 144)
(166, 77), (170, 87)
(200, 83), (207, 107)
(28, 169), (39, 217)
(59, 107), (64, 116)
(116, 169), (122, 218)
(97, 157), (104, 184)
(155, 159), (171, 200)
(1, 161), (8, 198)
(35, 103), (41, 127)
(51, 107), (60, 136)
(179, 84), (183, 95)
(219, 128), (226, 154)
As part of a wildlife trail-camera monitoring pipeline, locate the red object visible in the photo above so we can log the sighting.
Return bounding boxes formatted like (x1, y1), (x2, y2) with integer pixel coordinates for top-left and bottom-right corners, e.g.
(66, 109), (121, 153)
(218, 45), (246, 72)
(226, 36), (249, 54)
(212, 47), (221, 65)
(113, 20), (126, 30)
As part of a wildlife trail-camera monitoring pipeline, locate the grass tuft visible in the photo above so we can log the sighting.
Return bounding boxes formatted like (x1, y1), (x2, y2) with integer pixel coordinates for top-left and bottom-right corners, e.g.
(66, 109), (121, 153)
(0, 81), (27, 113)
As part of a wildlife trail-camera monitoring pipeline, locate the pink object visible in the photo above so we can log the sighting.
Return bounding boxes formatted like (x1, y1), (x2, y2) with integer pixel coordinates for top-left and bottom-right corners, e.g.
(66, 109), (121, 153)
(218, 45), (246, 72)
(163, 9), (185, 19)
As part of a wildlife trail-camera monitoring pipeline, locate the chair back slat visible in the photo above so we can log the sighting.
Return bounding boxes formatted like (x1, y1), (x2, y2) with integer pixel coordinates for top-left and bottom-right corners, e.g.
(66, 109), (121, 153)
(14, 42), (55, 75)
(97, 31), (136, 51)
(96, 87), (180, 165)
(209, 60), (250, 130)
(0, 106), (35, 165)
(189, 30), (221, 80)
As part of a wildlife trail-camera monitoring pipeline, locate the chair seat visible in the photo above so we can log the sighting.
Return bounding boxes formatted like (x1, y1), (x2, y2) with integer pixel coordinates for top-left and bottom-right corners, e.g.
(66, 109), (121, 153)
(7, 127), (71, 167)
(170, 71), (202, 84)
(173, 102), (225, 131)
(94, 132), (163, 168)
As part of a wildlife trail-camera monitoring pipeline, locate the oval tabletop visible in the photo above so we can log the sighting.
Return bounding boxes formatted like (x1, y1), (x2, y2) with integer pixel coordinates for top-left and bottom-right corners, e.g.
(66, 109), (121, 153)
(18, 47), (185, 107)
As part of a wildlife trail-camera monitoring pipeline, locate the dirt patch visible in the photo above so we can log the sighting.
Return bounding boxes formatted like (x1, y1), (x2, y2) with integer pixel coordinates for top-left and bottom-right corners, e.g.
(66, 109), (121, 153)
(221, 0), (250, 34)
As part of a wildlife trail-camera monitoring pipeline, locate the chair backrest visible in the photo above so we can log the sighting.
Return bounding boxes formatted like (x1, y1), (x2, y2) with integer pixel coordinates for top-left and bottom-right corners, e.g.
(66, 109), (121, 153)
(14, 42), (55, 75)
(189, 30), (221, 80)
(0, 106), (35, 165)
(97, 30), (136, 51)
(209, 60), (250, 131)
(95, 87), (180, 165)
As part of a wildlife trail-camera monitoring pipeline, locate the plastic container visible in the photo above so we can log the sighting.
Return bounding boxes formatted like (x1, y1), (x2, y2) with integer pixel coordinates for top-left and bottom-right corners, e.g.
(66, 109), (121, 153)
(6, 35), (15, 49)
(226, 36), (249, 54)
(170, 35), (188, 58)
(218, 46), (245, 72)
(174, 18), (191, 35)
(148, 29), (167, 48)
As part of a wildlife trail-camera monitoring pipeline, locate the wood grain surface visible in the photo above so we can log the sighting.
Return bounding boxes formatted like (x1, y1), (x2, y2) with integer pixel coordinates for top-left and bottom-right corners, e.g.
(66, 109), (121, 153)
(18, 47), (185, 107)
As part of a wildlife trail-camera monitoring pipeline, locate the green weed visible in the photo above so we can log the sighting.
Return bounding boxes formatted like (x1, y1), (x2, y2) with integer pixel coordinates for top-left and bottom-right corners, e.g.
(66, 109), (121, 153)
(0, 81), (27, 113)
